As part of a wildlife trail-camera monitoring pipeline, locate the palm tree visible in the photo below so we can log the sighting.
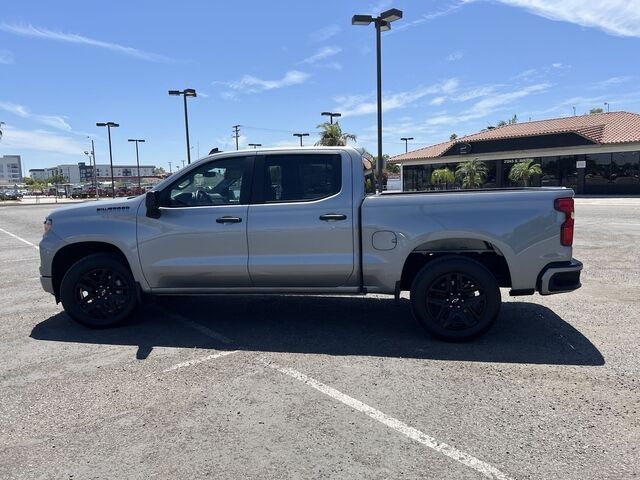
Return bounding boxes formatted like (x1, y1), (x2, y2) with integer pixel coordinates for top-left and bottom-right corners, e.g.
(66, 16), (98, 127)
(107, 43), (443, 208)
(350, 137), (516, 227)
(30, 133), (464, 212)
(456, 159), (488, 189)
(431, 167), (455, 190)
(315, 122), (357, 146)
(508, 159), (542, 186)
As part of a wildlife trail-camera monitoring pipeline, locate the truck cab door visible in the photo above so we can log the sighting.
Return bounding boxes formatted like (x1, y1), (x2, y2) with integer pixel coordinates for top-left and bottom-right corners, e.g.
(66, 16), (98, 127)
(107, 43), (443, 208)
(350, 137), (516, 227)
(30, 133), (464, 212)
(137, 155), (254, 289)
(247, 152), (355, 287)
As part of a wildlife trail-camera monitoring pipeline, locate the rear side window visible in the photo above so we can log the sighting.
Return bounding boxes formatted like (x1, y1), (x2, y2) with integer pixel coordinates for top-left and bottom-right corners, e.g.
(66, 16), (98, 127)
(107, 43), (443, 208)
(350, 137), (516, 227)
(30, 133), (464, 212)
(262, 154), (341, 203)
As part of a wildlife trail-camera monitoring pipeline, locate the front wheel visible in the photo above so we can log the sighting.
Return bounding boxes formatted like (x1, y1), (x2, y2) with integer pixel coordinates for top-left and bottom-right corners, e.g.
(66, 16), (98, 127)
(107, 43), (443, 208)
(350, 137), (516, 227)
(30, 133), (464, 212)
(60, 253), (138, 328)
(410, 256), (501, 341)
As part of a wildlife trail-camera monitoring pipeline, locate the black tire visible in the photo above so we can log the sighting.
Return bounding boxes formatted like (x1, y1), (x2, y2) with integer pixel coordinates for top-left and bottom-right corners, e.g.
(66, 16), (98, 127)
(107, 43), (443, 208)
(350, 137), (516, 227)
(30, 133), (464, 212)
(410, 255), (501, 341)
(60, 253), (138, 329)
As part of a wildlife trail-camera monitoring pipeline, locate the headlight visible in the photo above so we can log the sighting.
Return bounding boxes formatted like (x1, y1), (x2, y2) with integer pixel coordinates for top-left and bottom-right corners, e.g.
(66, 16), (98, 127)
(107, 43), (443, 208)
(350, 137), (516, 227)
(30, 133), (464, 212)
(43, 218), (53, 234)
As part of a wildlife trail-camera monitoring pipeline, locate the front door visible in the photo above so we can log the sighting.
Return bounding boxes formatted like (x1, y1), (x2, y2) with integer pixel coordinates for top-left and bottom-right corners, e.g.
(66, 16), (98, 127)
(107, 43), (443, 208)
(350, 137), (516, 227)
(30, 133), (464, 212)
(137, 155), (253, 289)
(247, 152), (355, 287)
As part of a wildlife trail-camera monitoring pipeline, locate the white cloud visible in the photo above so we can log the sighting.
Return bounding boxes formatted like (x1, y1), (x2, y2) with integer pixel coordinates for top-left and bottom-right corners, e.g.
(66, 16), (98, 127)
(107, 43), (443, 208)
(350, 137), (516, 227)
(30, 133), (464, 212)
(485, 0), (640, 38)
(335, 78), (460, 117)
(0, 126), (86, 156)
(430, 97), (446, 106)
(0, 101), (72, 131)
(301, 46), (342, 65)
(0, 50), (13, 64)
(0, 101), (29, 117)
(588, 76), (632, 89)
(215, 70), (310, 96)
(447, 51), (464, 61)
(309, 24), (341, 42)
(34, 115), (72, 131)
(467, 82), (550, 116)
(0, 23), (174, 62)
(393, 2), (467, 33)
(368, 0), (393, 12)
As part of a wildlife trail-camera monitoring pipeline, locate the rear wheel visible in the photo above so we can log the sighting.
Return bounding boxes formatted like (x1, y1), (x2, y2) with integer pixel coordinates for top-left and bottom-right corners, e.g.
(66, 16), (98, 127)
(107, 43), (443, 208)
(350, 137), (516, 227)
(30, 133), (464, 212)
(60, 253), (138, 328)
(410, 256), (501, 341)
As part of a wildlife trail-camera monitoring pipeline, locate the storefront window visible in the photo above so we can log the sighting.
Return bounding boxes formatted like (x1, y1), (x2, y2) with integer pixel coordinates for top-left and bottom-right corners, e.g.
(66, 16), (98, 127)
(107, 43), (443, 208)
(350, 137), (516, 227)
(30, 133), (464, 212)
(403, 165), (431, 191)
(585, 153), (612, 187)
(611, 151), (640, 185)
(503, 158), (542, 187)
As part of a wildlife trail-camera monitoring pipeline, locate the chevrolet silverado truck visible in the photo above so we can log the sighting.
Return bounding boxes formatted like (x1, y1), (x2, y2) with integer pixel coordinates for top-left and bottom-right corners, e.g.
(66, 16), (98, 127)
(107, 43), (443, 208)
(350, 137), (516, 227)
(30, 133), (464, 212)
(39, 147), (582, 341)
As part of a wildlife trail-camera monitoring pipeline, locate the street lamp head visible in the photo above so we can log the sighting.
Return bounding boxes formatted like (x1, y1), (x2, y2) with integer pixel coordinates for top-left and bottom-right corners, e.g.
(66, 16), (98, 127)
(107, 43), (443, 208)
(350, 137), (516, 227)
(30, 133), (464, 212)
(96, 122), (106, 127)
(352, 14), (373, 25)
(379, 20), (391, 32)
(84, 151), (89, 155)
(380, 8), (403, 22)
(184, 88), (197, 97)
(168, 90), (181, 96)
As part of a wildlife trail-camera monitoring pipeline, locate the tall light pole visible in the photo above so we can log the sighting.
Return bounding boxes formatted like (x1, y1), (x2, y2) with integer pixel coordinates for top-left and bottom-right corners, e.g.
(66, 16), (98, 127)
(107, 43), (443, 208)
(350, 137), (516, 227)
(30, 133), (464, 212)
(128, 139), (145, 190)
(248, 143), (262, 149)
(168, 88), (197, 164)
(0, 121), (5, 141)
(604, 102), (610, 113)
(353, 7), (403, 192)
(400, 136), (413, 153)
(321, 112), (341, 124)
(86, 136), (98, 199)
(293, 133), (309, 146)
(96, 122), (119, 198)
(168, 161), (173, 173)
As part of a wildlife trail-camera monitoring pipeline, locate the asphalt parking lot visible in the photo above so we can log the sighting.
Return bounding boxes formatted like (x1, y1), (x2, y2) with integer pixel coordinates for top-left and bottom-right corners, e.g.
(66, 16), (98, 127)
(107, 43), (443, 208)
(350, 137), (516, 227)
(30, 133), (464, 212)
(0, 198), (638, 480)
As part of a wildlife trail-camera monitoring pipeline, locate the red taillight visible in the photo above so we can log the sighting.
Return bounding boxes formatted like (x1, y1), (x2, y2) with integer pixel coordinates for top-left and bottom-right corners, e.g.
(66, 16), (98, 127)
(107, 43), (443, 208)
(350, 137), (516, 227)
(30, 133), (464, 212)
(554, 197), (574, 246)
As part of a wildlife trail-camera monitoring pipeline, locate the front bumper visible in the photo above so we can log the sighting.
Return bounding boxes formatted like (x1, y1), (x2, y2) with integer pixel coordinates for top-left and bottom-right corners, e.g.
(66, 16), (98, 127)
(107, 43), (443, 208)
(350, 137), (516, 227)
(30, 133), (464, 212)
(537, 258), (583, 295)
(40, 276), (54, 295)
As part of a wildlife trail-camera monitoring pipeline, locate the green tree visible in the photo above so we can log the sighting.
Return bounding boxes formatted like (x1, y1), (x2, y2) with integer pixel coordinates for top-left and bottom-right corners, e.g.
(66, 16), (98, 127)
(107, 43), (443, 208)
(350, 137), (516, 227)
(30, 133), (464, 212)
(431, 168), (455, 189)
(456, 159), (488, 189)
(508, 159), (542, 186)
(47, 174), (66, 184)
(589, 107), (604, 114)
(154, 167), (166, 175)
(449, 133), (458, 140)
(315, 122), (356, 146)
(23, 177), (34, 185)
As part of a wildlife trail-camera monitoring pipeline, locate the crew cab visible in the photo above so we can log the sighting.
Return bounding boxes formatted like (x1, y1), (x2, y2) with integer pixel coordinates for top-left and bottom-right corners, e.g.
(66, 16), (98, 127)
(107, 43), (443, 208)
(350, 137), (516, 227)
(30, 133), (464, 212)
(39, 147), (582, 341)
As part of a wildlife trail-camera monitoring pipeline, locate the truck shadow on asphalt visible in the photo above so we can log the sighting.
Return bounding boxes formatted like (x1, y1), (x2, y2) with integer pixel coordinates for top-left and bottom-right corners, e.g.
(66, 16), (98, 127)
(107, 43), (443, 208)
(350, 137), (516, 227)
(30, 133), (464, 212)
(31, 296), (605, 366)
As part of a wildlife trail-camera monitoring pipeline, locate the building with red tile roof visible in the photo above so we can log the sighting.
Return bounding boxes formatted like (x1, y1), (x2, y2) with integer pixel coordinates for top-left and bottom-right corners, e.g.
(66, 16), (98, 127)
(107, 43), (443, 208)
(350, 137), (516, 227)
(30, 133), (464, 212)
(390, 112), (640, 194)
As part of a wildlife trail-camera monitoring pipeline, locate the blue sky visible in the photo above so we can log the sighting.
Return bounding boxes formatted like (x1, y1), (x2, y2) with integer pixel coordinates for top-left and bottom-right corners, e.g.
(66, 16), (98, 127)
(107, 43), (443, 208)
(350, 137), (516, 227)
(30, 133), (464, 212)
(1, 0), (639, 173)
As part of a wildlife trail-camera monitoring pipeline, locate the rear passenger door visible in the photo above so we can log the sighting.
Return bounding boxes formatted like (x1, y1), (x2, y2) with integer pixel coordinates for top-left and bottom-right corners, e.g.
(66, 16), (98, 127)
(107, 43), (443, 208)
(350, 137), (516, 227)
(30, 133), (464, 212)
(247, 152), (355, 287)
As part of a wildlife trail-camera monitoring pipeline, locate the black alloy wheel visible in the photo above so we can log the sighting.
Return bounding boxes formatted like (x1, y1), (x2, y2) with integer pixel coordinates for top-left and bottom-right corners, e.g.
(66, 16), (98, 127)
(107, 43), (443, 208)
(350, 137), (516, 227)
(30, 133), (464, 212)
(410, 256), (501, 341)
(60, 253), (138, 328)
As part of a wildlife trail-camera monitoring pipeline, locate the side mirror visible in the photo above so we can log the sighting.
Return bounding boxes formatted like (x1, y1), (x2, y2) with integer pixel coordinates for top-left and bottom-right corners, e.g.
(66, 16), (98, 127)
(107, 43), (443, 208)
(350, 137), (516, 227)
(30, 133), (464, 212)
(145, 191), (161, 218)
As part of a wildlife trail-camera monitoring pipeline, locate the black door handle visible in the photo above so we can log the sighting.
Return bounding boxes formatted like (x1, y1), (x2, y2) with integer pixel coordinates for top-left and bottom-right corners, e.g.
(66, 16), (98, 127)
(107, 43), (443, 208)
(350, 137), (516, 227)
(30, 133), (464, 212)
(216, 216), (242, 224)
(319, 213), (347, 221)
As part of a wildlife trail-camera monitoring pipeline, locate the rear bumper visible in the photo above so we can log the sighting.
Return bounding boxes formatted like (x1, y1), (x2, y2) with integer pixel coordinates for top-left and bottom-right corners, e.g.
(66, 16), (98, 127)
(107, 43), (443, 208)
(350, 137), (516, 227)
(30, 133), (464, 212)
(537, 258), (583, 295)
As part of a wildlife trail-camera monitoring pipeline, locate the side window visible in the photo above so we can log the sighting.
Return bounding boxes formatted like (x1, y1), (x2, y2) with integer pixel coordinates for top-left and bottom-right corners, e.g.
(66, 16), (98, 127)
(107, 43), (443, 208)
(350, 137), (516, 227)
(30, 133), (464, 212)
(165, 157), (248, 207)
(263, 154), (341, 203)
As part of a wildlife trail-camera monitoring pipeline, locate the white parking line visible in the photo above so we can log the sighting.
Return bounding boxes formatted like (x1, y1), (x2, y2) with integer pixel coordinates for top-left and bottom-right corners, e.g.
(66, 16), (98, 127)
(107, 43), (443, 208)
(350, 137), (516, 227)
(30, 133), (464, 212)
(158, 306), (514, 480)
(0, 227), (39, 250)
(0, 257), (39, 264)
(262, 359), (514, 480)
(162, 350), (239, 373)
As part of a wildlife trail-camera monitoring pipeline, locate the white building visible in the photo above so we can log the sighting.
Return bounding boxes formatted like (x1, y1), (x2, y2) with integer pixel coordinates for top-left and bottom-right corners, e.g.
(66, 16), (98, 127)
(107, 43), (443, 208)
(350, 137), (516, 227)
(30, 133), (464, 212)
(94, 164), (156, 181)
(29, 168), (48, 181)
(0, 155), (23, 184)
(33, 162), (157, 184)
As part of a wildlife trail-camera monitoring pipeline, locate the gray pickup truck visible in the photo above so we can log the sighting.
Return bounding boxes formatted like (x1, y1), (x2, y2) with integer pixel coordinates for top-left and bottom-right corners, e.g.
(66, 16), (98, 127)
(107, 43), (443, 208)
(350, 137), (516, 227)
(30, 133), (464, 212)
(39, 147), (582, 341)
